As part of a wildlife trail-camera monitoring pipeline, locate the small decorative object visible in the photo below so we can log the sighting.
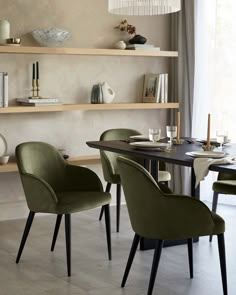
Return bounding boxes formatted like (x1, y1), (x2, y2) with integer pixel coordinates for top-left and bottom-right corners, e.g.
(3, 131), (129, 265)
(128, 34), (147, 45)
(0, 20), (10, 45)
(115, 19), (146, 45)
(114, 40), (126, 49)
(6, 38), (21, 46)
(91, 84), (103, 104)
(108, 0), (181, 15)
(32, 28), (70, 47)
(0, 154), (9, 165)
(101, 82), (115, 103)
(30, 61), (41, 98)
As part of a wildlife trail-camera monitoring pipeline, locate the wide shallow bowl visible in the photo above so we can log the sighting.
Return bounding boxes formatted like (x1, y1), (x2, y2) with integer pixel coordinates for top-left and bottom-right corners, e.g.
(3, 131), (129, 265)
(32, 28), (70, 47)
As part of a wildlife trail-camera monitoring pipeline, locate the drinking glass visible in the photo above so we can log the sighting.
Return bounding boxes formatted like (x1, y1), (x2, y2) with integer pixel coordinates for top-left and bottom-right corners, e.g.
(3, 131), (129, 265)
(149, 128), (161, 142)
(216, 130), (228, 149)
(166, 126), (177, 145)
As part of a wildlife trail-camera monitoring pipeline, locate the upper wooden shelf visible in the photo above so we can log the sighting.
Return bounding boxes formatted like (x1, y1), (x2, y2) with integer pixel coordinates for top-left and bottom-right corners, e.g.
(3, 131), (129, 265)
(0, 103), (179, 114)
(0, 46), (178, 57)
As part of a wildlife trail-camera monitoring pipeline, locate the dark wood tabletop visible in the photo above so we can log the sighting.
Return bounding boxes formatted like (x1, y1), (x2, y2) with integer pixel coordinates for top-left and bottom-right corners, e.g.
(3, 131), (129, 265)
(87, 139), (236, 175)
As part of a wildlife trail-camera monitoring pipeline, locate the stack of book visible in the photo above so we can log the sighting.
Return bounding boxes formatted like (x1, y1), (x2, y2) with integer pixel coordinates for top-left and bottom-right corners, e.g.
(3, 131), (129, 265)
(16, 98), (61, 106)
(126, 44), (160, 50)
(0, 72), (8, 108)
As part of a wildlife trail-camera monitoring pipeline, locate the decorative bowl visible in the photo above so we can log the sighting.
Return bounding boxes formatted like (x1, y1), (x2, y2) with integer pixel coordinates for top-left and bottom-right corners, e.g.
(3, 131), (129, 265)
(31, 28), (70, 47)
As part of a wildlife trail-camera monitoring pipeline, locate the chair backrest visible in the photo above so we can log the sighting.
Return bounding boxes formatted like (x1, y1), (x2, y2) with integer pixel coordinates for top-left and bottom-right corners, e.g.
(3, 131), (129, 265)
(100, 128), (142, 183)
(16, 141), (66, 192)
(117, 156), (167, 238)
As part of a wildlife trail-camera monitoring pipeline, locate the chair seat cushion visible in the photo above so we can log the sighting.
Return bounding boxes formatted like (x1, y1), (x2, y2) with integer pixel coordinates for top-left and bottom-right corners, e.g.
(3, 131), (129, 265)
(213, 180), (236, 195)
(55, 191), (111, 214)
(211, 212), (225, 235)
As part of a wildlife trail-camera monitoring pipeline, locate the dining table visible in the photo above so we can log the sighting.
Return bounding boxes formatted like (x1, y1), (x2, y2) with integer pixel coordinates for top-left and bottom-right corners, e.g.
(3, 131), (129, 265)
(87, 138), (236, 249)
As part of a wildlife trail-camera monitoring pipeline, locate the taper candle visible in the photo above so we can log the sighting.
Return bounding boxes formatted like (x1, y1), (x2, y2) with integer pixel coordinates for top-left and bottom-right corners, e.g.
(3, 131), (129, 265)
(36, 61), (39, 79)
(177, 111), (180, 141)
(32, 63), (35, 80)
(207, 113), (211, 148)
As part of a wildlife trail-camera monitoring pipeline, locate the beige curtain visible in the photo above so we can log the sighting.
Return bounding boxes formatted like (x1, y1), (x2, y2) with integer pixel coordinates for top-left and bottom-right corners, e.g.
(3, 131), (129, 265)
(168, 0), (195, 194)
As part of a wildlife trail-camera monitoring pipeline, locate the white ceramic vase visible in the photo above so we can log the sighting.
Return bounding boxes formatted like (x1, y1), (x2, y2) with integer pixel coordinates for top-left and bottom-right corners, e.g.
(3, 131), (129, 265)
(114, 40), (126, 50)
(0, 20), (10, 45)
(101, 82), (115, 103)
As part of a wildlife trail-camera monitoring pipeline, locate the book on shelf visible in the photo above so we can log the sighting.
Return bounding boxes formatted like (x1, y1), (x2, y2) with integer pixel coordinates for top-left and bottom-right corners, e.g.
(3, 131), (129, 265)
(19, 102), (62, 106)
(126, 44), (160, 50)
(0, 72), (8, 108)
(16, 98), (60, 104)
(143, 73), (168, 103)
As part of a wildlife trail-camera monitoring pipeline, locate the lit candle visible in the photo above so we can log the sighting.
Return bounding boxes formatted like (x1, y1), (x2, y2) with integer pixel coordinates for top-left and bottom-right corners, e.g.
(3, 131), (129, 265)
(207, 113), (211, 148)
(177, 111), (180, 141)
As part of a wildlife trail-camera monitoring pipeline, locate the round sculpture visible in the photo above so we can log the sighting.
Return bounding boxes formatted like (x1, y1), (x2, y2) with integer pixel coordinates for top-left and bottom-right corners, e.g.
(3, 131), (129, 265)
(129, 34), (147, 44)
(32, 28), (70, 47)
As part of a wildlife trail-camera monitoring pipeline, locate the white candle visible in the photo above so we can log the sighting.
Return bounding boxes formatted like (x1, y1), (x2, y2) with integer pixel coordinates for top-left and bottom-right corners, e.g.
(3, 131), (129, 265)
(207, 113), (211, 148)
(0, 20), (10, 45)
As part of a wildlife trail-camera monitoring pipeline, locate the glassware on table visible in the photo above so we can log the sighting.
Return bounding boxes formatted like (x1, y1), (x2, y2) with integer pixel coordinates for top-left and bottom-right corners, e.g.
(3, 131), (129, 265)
(149, 128), (161, 142)
(166, 126), (177, 145)
(216, 130), (228, 149)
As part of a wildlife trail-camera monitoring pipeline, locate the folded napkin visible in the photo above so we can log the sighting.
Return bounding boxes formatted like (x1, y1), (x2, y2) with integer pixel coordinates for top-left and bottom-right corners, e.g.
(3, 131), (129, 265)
(194, 157), (236, 188)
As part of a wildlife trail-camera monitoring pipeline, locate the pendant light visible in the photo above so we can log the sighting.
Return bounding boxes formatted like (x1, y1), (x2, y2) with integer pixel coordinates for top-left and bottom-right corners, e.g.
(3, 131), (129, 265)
(108, 0), (181, 15)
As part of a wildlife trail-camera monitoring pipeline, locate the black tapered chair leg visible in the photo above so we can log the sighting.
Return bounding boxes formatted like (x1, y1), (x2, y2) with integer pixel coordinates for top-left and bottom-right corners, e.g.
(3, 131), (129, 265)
(99, 183), (112, 221)
(104, 204), (112, 260)
(121, 233), (140, 288)
(16, 211), (35, 263)
(147, 240), (164, 295)
(51, 214), (63, 251)
(217, 234), (228, 295)
(116, 183), (121, 232)
(65, 214), (71, 277)
(187, 238), (193, 278)
(210, 192), (219, 242)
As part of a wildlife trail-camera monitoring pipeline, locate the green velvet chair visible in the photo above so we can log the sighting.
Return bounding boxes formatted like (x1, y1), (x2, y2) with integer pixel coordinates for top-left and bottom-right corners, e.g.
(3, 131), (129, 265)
(15, 141), (112, 276)
(98, 128), (171, 232)
(117, 156), (227, 295)
(209, 172), (236, 242)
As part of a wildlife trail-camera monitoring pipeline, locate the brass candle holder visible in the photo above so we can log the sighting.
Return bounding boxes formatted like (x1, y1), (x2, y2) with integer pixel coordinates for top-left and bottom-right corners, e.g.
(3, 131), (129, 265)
(172, 138), (185, 145)
(202, 144), (215, 151)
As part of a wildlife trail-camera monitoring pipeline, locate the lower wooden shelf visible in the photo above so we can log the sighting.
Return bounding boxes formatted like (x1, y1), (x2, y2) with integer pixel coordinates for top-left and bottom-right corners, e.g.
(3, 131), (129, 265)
(0, 155), (101, 173)
(0, 103), (179, 114)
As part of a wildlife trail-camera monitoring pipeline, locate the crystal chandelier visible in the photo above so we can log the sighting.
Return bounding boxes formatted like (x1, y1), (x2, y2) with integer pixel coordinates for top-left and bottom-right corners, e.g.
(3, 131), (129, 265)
(108, 0), (181, 15)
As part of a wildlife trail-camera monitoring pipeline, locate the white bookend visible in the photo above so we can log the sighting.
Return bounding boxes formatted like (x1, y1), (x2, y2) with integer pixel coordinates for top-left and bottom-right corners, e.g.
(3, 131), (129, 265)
(156, 75), (161, 103)
(164, 74), (168, 103)
(160, 74), (165, 103)
(3, 73), (8, 107)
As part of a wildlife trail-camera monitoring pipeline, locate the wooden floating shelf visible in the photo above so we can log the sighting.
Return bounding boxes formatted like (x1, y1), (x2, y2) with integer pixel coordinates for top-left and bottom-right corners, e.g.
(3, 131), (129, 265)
(0, 155), (101, 173)
(0, 46), (178, 57)
(0, 103), (179, 114)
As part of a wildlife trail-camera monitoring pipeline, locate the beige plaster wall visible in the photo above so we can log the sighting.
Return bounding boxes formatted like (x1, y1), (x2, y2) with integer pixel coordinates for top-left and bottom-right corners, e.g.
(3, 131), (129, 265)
(0, 0), (170, 220)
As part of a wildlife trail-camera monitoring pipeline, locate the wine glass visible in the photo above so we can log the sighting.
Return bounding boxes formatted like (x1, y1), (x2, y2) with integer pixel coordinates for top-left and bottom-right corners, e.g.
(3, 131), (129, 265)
(149, 128), (161, 142)
(166, 126), (177, 145)
(216, 130), (228, 150)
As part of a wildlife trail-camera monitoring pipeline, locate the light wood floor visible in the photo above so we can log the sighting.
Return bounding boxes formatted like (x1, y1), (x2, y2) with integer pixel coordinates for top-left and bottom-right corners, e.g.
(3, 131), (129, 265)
(0, 203), (235, 295)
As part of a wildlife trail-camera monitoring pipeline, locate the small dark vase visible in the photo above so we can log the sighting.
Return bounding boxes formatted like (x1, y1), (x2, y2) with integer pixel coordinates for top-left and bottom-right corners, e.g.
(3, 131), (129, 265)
(129, 34), (147, 44)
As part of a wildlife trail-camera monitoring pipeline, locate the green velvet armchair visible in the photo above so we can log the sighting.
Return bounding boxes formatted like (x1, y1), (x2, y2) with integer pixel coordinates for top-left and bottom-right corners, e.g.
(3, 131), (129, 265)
(209, 172), (236, 241)
(15, 141), (111, 276)
(99, 128), (171, 232)
(117, 156), (227, 295)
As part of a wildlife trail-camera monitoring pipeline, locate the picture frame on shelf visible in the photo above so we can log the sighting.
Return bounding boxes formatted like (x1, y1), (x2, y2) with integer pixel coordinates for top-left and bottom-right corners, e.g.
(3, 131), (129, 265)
(142, 74), (161, 103)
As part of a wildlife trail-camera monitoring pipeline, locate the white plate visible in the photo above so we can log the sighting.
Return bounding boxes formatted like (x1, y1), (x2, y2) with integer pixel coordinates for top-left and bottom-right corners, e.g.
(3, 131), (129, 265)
(0, 134), (7, 156)
(185, 151), (227, 158)
(129, 135), (149, 140)
(130, 141), (169, 149)
(196, 138), (231, 144)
